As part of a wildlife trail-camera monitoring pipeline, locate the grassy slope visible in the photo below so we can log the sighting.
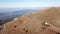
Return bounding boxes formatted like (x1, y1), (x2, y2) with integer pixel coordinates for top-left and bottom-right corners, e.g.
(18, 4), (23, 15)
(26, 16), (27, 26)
(1, 7), (60, 34)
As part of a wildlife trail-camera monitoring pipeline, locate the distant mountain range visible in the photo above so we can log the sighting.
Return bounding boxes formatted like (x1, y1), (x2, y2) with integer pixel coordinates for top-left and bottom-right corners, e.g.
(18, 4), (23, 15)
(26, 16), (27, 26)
(0, 7), (48, 25)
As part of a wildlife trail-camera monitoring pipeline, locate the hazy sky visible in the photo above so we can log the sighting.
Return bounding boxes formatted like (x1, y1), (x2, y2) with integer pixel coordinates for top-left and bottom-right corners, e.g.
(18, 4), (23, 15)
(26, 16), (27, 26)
(0, 0), (60, 8)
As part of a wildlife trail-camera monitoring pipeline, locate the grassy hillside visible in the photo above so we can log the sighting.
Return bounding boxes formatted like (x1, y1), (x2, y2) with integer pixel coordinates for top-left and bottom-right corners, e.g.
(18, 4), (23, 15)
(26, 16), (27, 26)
(1, 7), (60, 34)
